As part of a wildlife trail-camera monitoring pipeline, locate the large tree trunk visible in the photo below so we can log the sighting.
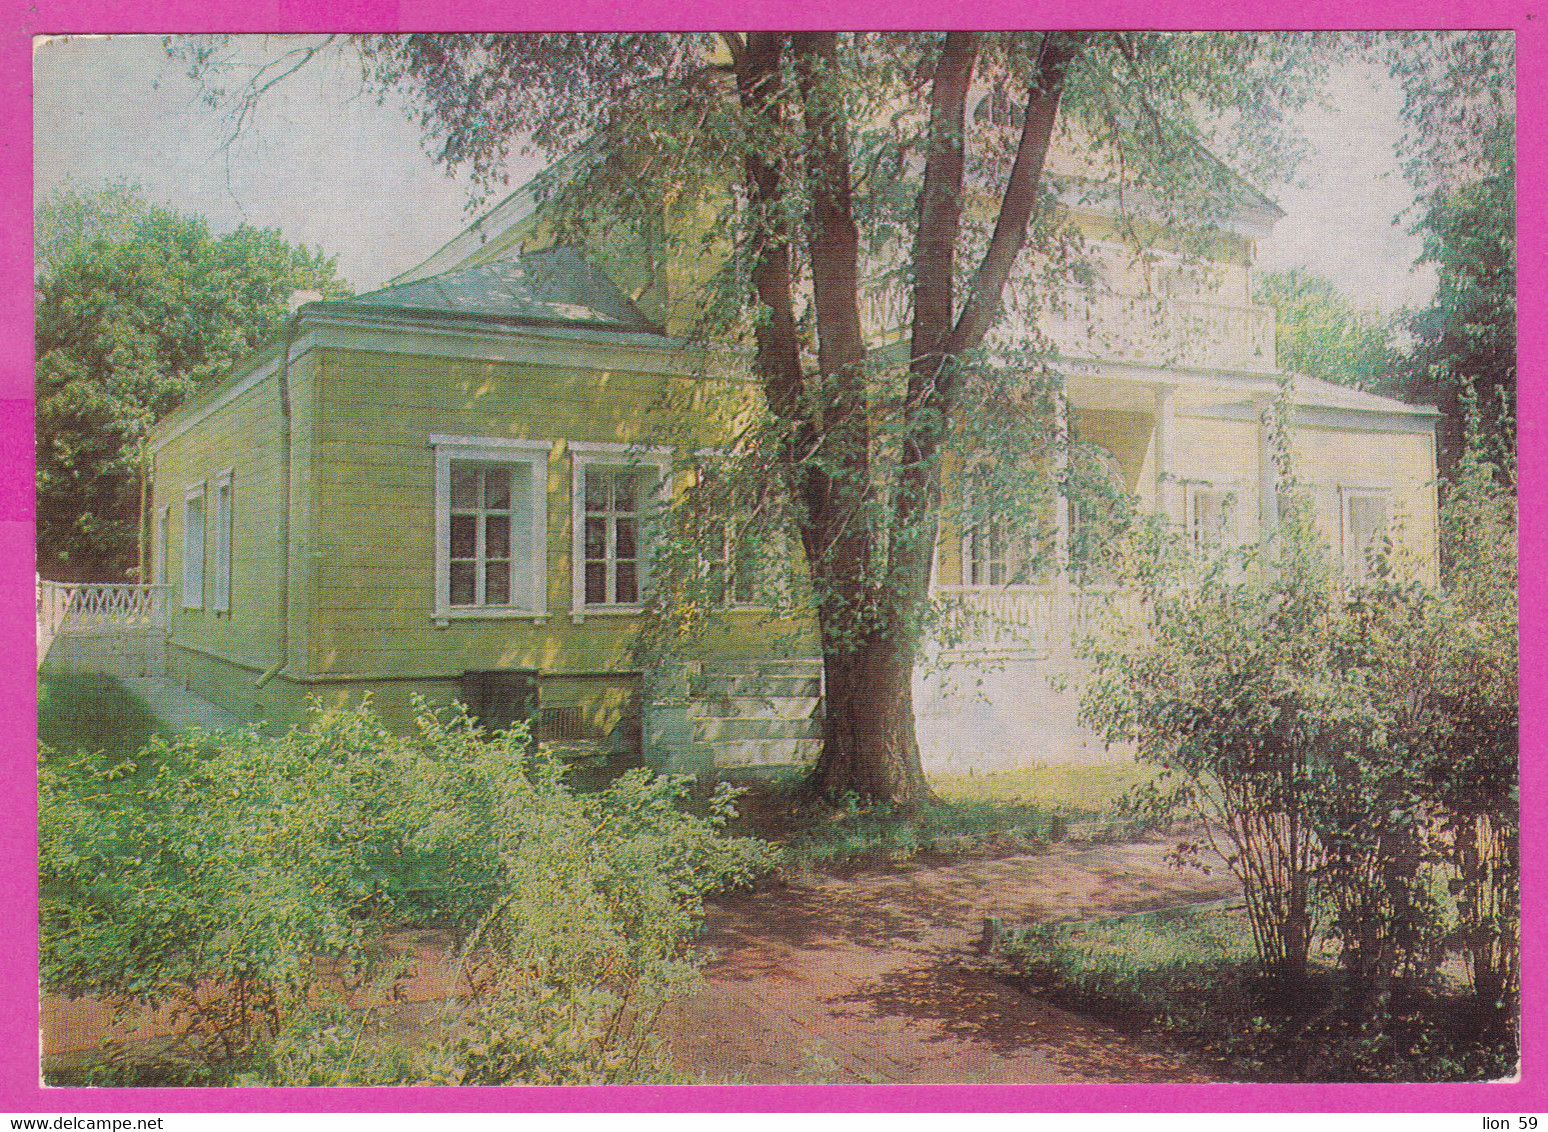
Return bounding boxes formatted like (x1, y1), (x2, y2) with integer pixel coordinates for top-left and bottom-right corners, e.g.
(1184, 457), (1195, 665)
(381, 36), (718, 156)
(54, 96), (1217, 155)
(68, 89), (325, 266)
(731, 32), (1082, 805)
(809, 623), (929, 804)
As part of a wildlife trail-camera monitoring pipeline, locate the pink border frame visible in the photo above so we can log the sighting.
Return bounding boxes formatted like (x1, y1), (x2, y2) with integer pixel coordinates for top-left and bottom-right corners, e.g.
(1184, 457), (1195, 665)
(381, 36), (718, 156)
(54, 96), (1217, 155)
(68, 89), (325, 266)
(7, 2), (1539, 1113)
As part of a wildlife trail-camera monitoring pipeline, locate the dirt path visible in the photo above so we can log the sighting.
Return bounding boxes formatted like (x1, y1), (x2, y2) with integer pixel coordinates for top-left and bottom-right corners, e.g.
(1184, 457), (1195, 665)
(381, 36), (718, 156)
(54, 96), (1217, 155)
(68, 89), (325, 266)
(661, 835), (1240, 1084)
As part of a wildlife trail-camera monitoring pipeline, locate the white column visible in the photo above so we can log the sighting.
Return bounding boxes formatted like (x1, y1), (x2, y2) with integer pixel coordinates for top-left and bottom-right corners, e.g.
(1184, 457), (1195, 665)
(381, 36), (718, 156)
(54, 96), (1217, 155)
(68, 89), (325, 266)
(1153, 385), (1178, 524)
(1256, 394), (1280, 541)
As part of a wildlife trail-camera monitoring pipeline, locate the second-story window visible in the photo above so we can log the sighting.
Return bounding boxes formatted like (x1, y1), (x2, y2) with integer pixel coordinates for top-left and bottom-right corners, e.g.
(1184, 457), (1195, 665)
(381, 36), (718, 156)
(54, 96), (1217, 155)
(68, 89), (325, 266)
(973, 85), (1024, 129)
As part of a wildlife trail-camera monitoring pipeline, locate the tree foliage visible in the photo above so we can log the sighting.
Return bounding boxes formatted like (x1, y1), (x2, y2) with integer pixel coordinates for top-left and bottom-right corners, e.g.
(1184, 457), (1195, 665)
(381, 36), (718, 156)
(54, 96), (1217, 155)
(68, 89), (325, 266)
(1081, 410), (1517, 1026)
(1386, 32), (1515, 472)
(35, 187), (349, 580)
(174, 31), (1332, 802)
(35, 176), (148, 278)
(1253, 268), (1396, 390)
(40, 700), (773, 1085)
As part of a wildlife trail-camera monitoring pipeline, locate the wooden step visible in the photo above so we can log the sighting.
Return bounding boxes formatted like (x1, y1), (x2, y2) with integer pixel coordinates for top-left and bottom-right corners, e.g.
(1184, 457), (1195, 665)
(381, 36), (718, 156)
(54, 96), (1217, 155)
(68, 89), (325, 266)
(689, 674), (821, 698)
(709, 737), (823, 768)
(690, 694), (821, 721)
(693, 716), (823, 742)
(702, 659), (823, 677)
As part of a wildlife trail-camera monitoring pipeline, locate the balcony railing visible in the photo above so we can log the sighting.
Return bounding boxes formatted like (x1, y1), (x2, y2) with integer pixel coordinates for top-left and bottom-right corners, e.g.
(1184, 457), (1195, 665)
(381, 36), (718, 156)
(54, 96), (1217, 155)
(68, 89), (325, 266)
(866, 282), (1277, 374)
(37, 579), (174, 669)
(1036, 288), (1277, 373)
(930, 583), (1145, 654)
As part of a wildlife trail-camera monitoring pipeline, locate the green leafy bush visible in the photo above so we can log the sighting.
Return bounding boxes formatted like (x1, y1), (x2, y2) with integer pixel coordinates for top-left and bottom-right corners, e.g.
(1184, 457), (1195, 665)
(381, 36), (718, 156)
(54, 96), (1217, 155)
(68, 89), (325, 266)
(40, 699), (775, 1085)
(40, 727), (382, 1080)
(1080, 407), (1517, 1026)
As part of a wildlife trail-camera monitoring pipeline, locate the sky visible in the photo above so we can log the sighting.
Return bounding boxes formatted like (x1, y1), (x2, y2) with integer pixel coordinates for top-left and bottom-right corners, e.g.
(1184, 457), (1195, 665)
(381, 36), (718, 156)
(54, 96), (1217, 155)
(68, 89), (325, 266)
(34, 34), (1437, 311)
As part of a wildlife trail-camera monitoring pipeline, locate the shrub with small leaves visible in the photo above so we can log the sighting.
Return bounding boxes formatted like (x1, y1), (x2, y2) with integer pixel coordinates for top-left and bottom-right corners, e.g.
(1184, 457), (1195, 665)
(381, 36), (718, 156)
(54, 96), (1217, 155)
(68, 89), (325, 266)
(40, 697), (775, 1085)
(1081, 402), (1516, 1024)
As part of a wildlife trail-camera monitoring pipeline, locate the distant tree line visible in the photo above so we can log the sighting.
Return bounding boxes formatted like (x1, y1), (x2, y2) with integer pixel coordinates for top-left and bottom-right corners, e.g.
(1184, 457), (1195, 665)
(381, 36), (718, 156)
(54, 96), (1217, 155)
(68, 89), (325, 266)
(35, 180), (350, 581)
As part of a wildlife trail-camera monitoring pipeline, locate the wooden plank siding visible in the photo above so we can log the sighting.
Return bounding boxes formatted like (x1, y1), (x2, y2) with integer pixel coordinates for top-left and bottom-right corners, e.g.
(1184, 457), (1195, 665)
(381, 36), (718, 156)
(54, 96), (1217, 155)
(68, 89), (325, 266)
(151, 328), (816, 739)
(153, 362), (286, 676)
(300, 344), (813, 713)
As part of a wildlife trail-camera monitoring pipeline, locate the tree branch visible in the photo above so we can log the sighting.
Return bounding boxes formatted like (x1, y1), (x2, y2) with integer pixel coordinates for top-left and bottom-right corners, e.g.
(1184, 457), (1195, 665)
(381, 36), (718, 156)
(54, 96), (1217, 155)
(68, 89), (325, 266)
(791, 32), (867, 381)
(791, 31), (873, 617)
(885, 32), (978, 587)
(732, 33), (806, 419)
(947, 31), (1085, 357)
(908, 32), (978, 381)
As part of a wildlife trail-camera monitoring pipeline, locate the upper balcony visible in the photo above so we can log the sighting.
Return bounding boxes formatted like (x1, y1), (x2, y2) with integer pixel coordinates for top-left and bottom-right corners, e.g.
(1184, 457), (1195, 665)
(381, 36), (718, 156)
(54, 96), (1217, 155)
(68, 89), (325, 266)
(1038, 287), (1277, 374)
(864, 284), (1278, 375)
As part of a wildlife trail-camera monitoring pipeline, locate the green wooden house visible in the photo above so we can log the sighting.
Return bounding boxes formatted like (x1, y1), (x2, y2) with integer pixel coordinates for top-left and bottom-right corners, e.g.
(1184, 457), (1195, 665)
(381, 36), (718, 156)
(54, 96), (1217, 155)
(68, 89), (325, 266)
(147, 130), (1440, 775)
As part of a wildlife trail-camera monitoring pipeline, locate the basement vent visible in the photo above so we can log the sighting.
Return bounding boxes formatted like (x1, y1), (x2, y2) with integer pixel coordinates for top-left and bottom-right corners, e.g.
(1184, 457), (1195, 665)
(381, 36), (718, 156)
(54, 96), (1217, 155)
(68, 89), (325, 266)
(536, 705), (586, 744)
(460, 670), (538, 734)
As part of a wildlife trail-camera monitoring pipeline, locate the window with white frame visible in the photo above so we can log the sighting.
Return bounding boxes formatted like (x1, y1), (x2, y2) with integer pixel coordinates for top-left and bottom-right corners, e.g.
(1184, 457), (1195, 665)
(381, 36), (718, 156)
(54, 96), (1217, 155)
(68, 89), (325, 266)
(963, 520), (1011, 586)
(570, 443), (671, 617)
(431, 435), (552, 623)
(959, 469), (1032, 587)
(212, 469), (233, 613)
(1341, 486), (1391, 584)
(182, 484), (205, 609)
(1185, 480), (1236, 548)
(695, 459), (759, 605)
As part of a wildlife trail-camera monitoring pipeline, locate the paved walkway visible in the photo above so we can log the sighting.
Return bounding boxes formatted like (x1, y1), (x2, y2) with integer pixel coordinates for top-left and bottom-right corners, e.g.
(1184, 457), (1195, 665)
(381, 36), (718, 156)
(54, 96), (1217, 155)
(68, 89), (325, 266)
(44, 836), (1240, 1083)
(122, 676), (243, 734)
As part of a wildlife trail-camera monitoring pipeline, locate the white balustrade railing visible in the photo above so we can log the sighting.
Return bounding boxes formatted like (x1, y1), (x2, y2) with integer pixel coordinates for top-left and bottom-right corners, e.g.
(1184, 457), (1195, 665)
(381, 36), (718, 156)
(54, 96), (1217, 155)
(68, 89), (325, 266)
(866, 282), (1277, 374)
(1036, 288), (1277, 373)
(36, 580), (174, 661)
(931, 583), (1145, 653)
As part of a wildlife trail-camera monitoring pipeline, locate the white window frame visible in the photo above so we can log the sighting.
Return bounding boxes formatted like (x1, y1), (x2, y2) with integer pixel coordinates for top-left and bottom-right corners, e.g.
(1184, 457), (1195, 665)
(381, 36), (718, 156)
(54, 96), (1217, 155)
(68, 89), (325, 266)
(153, 505), (170, 587)
(960, 520), (1013, 587)
(1184, 478), (1240, 549)
(957, 468), (1030, 589)
(182, 482), (206, 610)
(1340, 484), (1393, 584)
(212, 468), (233, 614)
(692, 450), (766, 609)
(431, 434), (553, 626)
(569, 441), (672, 623)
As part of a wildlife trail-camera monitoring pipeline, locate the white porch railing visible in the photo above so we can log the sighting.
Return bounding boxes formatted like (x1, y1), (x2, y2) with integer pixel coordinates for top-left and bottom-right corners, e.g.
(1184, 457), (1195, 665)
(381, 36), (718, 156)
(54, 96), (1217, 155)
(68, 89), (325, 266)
(1037, 288), (1277, 373)
(36, 579), (174, 669)
(866, 283), (1277, 374)
(930, 583), (1145, 654)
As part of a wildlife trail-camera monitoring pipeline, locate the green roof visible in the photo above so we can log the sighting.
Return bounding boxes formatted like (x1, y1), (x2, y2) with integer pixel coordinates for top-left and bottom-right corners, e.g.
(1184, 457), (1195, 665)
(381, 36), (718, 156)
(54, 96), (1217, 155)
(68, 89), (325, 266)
(331, 246), (662, 335)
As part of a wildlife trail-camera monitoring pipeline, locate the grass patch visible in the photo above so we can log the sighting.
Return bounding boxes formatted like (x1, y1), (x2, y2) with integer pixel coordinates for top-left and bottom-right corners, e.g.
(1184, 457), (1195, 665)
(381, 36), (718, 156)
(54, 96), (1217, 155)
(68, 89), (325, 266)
(932, 759), (1152, 813)
(39, 675), (163, 764)
(1005, 907), (1517, 1082)
(717, 758), (1146, 868)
